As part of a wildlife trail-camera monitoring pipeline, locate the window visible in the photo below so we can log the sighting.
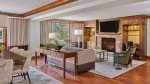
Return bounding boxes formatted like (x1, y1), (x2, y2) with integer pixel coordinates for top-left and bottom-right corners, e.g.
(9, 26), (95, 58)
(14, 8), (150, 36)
(61, 23), (69, 42)
(0, 28), (4, 52)
(52, 22), (69, 43)
(52, 22), (60, 32)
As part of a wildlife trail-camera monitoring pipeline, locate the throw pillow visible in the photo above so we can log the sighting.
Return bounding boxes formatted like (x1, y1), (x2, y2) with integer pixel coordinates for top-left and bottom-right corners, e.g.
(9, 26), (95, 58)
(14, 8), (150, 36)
(56, 39), (68, 46)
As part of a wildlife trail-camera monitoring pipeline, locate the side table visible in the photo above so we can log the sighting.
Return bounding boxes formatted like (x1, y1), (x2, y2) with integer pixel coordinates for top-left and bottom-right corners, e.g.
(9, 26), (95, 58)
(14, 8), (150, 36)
(95, 50), (108, 62)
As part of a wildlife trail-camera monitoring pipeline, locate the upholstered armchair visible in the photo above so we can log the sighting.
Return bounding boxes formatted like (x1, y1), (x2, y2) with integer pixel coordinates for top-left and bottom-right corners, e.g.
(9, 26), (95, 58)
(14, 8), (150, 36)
(9, 47), (18, 52)
(12, 49), (25, 65)
(13, 51), (32, 83)
(114, 46), (136, 67)
(13, 49), (25, 54)
(0, 60), (13, 84)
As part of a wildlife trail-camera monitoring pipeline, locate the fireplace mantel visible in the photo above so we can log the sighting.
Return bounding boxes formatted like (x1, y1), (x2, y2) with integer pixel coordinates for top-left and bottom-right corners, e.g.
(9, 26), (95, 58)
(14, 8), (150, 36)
(96, 33), (121, 36)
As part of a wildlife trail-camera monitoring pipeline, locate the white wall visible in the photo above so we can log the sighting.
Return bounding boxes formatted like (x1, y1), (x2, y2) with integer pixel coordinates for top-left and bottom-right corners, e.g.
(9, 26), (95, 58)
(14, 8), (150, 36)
(147, 19), (150, 56)
(0, 14), (8, 27)
(28, 20), (40, 55)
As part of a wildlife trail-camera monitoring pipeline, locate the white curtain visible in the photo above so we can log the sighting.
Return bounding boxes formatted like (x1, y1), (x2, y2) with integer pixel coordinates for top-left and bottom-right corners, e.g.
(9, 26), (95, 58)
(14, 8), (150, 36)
(8, 18), (29, 47)
(40, 20), (52, 45)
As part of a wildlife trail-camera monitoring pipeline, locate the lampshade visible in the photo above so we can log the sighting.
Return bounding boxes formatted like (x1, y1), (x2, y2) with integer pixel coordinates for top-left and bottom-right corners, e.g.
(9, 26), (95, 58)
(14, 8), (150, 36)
(49, 33), (56, 39)
(0, 14), (8, 27)
(75, 29), (83, 35)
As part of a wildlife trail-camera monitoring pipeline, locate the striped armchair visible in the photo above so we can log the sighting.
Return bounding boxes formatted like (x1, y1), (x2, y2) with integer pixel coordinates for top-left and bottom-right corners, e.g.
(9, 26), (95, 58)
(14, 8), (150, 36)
(0, 60), (13, 84)
(13, 51), (32, 83)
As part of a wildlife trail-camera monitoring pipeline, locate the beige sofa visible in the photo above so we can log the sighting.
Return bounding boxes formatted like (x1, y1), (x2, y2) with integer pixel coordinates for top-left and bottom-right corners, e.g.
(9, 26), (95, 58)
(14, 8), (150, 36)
(47, 49), (95, 73)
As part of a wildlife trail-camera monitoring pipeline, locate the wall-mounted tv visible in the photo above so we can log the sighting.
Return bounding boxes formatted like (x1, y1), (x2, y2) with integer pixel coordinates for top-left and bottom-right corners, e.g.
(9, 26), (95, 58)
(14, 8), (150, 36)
(100, 20), (119, 33)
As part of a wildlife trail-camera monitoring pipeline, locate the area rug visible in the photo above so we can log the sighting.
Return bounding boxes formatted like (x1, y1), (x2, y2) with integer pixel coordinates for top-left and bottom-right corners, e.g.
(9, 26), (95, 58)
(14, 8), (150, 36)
(13, 67), (63, 84)
(90, 56), (146, 78)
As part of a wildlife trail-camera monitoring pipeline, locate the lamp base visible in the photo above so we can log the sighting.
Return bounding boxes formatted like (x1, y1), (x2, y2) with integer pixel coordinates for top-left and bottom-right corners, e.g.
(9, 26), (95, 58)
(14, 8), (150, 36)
(115, 67), (122, 70)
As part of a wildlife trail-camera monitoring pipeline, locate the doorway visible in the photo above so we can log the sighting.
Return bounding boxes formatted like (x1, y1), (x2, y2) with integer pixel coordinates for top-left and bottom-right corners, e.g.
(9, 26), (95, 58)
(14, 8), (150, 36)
(0, 28), (7, 52)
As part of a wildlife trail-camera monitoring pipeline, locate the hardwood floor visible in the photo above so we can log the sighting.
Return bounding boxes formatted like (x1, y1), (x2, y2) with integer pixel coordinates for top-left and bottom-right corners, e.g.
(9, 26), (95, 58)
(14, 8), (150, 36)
(31, 56), (150, 84)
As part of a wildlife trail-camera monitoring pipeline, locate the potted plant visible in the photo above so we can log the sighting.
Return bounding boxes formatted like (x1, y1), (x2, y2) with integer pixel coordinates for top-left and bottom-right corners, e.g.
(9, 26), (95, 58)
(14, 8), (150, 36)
(95, 46), (100, 50)
(45, 42), (63, 51)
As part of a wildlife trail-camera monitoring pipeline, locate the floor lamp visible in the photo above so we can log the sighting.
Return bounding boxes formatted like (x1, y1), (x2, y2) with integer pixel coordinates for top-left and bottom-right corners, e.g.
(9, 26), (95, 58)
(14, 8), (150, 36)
(75, 29), (83, 48)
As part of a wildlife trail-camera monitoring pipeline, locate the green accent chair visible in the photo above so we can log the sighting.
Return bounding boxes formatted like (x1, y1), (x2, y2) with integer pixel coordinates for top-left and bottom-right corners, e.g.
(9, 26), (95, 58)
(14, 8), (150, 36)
(114, 46), (136, 67)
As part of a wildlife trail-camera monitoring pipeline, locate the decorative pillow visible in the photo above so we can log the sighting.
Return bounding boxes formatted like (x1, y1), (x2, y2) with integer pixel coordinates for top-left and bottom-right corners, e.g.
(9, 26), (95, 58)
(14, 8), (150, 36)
(56, 39), (68, 46)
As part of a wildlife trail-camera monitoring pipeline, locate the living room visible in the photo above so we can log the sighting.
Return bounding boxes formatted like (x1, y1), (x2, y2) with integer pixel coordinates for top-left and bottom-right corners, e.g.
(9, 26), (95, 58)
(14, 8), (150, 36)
(0, 0), (150, 84)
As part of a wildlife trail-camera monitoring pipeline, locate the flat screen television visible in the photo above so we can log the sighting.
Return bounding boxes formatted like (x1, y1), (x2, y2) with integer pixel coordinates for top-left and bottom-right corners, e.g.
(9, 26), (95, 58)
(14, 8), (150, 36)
(100, 20), (119, 33)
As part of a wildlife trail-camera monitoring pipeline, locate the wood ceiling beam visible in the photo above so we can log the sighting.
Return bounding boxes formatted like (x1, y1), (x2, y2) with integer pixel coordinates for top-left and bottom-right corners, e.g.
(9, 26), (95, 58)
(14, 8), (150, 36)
(0, 12), (23, 17)
(0, 0), (77, 17)
(23, 0), (77, 17)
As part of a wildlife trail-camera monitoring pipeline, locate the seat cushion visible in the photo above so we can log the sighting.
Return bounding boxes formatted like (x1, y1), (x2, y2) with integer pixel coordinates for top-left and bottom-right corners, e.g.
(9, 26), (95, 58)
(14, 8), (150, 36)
(13, 65), (23, 74)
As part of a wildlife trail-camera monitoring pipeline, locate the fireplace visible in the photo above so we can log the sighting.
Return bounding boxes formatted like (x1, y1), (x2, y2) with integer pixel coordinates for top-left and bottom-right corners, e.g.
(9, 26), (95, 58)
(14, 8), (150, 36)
(102, 38), (116, 52)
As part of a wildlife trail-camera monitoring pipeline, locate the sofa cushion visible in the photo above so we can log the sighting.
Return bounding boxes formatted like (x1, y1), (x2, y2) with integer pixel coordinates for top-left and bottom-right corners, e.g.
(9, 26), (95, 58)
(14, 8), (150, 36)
(56, 39), (68, 46)
(62, 46), (81, 52)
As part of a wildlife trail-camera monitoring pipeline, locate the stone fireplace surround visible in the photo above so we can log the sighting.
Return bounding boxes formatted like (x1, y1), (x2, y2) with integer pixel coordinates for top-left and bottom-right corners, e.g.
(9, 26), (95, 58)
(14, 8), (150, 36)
(96, 34), (122, 52)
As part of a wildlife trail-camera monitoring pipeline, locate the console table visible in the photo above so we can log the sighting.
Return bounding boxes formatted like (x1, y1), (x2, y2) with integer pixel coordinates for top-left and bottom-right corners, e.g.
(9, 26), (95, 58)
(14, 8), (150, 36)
(35, 47), (77, 79)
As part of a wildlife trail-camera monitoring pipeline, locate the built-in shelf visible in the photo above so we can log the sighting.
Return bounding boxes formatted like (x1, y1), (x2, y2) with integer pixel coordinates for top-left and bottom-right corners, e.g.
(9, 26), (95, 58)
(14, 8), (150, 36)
(127, 35), (139, 36)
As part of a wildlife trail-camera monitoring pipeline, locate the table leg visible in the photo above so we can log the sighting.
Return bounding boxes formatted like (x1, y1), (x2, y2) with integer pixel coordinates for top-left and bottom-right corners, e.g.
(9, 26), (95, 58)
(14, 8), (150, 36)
(35, 52), (37, 66)
(63, 56), (66, 79)
(74, 56), (77, 75)
(103, 52), (105, 61)
(106, 51), (108, 61)
(99, 53), (101, 61)
(45, 54), (47, 64)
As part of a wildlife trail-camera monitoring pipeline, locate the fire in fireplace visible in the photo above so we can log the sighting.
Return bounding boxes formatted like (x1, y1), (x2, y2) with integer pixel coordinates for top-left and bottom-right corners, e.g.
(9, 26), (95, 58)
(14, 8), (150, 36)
(102, 38), (116, 52)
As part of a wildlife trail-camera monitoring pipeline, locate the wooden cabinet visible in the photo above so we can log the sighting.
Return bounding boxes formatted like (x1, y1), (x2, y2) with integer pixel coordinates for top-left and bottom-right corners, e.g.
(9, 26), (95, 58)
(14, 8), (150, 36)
(121, 15), (147, 59)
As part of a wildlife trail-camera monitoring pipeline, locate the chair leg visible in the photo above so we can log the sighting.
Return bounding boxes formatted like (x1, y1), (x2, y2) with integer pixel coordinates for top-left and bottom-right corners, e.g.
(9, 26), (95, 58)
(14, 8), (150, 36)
(26, 72), (31, 83)
(114, 63), (115, 66)
(23, 73), (26, 80)
(10, 77), (13, 84)
(21, 73), (23, 77)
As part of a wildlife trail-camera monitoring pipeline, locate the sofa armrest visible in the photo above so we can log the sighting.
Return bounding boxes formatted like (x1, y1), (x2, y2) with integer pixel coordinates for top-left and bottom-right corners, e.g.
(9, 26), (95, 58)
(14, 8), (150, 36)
(77, 49), (95, 65)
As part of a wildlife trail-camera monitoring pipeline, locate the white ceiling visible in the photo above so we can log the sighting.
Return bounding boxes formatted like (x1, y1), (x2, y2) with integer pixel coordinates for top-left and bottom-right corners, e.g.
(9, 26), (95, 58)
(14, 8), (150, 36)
(1, 0), (149, 21)
(0, 0), (55, 14)
(29, 0), (149, 21)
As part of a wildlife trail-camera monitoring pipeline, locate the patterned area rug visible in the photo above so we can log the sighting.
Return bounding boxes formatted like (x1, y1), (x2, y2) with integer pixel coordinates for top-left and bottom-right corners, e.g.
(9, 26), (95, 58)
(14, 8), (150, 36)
(13, 67), (63, 84)
(90, 56), (146, 78)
